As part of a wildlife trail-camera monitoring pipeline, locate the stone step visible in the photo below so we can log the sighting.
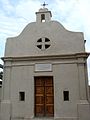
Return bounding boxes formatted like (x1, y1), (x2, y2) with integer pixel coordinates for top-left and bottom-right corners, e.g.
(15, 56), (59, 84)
(11, 117), (78, 120)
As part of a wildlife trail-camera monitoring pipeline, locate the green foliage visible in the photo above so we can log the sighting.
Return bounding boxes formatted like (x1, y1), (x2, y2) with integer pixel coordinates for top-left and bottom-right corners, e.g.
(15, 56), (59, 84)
(0, 64), (3, 69)
(0, 71), (3, 79)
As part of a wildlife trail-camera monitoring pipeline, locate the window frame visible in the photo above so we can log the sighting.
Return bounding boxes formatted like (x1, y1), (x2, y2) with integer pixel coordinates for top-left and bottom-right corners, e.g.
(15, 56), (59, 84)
(63, 91), (69, 101)
(19, 91), (25, 101)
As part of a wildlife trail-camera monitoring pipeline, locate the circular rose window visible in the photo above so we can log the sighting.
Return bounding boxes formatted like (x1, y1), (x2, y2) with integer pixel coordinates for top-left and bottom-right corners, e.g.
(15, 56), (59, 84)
(36, 37), (51, 50)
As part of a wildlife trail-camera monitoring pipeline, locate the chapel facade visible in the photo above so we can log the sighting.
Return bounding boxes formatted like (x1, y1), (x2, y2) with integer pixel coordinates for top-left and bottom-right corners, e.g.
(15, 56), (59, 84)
(0, 7), (90, 120)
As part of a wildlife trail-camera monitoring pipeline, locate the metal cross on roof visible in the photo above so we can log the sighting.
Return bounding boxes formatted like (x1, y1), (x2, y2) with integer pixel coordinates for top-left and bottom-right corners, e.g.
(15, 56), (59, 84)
(41, 2), (48, 8)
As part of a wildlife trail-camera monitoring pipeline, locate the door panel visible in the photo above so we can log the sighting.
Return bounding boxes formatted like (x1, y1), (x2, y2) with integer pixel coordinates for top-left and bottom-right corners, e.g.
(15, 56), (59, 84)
(35, 87), (44, 94)
(46, 96), (53, 104)
(35, 105), (44, 116)
(46, 105), (54, 116)
(36, 96), (44, 104)
(45, 87), (53, 94)
(45, 79), (54, 117)
(35, 76), (54, 117)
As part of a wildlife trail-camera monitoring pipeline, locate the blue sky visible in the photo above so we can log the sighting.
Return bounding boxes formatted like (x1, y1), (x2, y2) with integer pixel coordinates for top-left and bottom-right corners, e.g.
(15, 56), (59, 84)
(0, 0), (90, 84)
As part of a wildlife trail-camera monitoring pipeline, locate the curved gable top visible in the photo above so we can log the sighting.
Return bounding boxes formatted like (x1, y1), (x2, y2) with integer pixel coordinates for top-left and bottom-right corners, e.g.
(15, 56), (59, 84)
(5, 8), (85, 57)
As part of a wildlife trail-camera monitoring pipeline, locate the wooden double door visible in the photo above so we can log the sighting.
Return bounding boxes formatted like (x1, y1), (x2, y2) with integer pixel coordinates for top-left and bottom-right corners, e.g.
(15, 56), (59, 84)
(35, 76), (54, 117)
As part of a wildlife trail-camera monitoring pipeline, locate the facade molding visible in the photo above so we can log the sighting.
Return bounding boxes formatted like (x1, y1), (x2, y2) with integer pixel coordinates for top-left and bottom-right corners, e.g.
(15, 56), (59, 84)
(2, 52), (90, 62)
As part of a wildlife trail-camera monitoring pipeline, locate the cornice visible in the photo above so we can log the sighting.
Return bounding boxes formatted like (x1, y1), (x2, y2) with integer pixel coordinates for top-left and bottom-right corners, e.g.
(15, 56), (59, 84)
(1, 52), (90, 62)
